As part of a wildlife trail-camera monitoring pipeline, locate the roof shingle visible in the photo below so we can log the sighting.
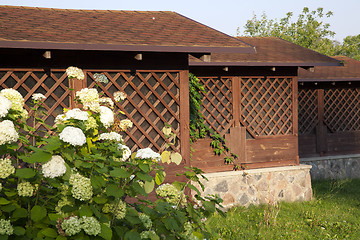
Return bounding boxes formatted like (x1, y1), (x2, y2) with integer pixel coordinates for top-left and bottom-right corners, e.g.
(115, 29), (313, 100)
(0, 5), (254, 53)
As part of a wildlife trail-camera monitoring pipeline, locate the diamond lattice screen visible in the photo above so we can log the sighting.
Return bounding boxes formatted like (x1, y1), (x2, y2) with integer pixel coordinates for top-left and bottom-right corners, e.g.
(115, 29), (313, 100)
(324, 88), (360, 132)
(199, 77), (233, 136)
(0, 69), (71, 135)
(86, 71), (180, 152)
(298, 89), (318, 135)
(240, 77), (293, 136)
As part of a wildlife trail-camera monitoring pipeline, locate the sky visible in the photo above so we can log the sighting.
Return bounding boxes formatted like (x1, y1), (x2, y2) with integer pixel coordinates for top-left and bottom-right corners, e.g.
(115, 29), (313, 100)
(1, 0), (359, 42)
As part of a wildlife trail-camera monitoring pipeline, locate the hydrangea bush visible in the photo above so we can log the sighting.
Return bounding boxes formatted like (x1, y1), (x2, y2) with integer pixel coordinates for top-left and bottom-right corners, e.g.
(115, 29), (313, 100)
(0, 67), (224, 240)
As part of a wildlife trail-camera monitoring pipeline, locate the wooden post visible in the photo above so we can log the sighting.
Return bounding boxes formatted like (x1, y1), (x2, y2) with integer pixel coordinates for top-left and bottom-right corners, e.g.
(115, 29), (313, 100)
(316, 89), (327, 154)
(232, 76), (240, 127)
(179, 70), (190, 166)
(69, 72), (86, 109)
(292, 77), (299, 164)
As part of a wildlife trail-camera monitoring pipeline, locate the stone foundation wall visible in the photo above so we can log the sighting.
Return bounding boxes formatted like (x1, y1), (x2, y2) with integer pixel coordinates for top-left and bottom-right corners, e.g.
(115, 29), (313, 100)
(300, 154), (360, 180)
(193, 165), (312, 209)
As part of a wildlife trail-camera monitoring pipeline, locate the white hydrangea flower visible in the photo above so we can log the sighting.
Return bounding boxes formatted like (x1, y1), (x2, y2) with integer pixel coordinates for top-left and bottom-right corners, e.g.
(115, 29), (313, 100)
(17, 181), (34, 197)
(93, 73), (109, 84)
(114, 91), (126, 102)
(32, 93), (46, 101)
(118, 144), (131, 162)
(99, 97), (114, 108)
(99, 106), (114, 128)
(0, 158), (15, 178)
(0, 88), (24, 113)
(80, 216), (101, 236)
(139, 213), (152, 229)
(61, 216), (81, 236)
(156, 183), (186, 205)
(135, 148), (161, 162)
(76, 88), (100, 112)
(63, 108), (89, 121)
(59, 126), (86, 146)
(98, 132), (122, 142)
(85, 116), (98, 130)
(42, 155), (67, 178)
(113, 199), (127, 220)
(0, 120), (19, 145)
(119, 119), (133, 131)
(55, 114), (65, 125)
(69, 172), (93, 201)
(0, 95), (12, 118)
(66, 66), (85, 80)
(0, 219), (13, 235)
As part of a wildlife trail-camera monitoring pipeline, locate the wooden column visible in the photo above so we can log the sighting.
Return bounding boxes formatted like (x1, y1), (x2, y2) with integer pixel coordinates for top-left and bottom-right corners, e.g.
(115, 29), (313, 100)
(292, 77), (299, 165)
(232, 77), (240, 127)
(316, 89), (327, 154)
(179, 70), (190, 166)
(69, 71), (86, 108)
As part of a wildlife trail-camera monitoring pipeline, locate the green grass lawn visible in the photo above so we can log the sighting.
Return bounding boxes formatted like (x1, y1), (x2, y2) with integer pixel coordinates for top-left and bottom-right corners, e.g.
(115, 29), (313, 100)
(206, 179), (360, 239)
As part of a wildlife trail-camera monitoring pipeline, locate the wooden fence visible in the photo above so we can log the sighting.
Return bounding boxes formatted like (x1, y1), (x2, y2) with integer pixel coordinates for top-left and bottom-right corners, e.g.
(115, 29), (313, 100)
(299, 87), (360, 157)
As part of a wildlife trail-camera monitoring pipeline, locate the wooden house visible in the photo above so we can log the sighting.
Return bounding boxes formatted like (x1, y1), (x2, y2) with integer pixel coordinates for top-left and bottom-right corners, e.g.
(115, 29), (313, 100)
(0, 6), (254, 181)
(189, 37), (341, 172)
(298, 56), (360, 157)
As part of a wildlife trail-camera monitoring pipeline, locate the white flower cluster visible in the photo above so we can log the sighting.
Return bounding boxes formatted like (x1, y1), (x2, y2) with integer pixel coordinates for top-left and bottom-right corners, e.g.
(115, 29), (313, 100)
(140, 230), (156, 239)
(0, 120), (19, 145)
(0, 95), (12, 118)
(99, 97), (114, 108)
(98, 132), (122, 142)
(69, 172), (93, 201)
(59, 126), (86, 146)
(113, 199), (127, 220)
(32, 93), (46, 101)
(80, 216), (101, 236)
(139, 213), (152, 229)
(17, 181), (34, 197)
(66, 66), (85, 80)
(155, 183), (186, 205)
(42, 155), (67, 178)
(63, 108), (89, 121)
(93, 73), (109, 84)
(76, 88), (100, 112)
(61, 216), (101, 237)
(0, 219), (13, 236)
(135, 148), (161, 162)
(119, 119), (133, 131)
(61, 216), (81, 236)
(118, 144), (131, 162)
(85, 116), (97, 130)
(99, 106), (114, 128)
(114, 91), (126, 102)
(0, 158), (15, 178)
(0, 89), (27, 118)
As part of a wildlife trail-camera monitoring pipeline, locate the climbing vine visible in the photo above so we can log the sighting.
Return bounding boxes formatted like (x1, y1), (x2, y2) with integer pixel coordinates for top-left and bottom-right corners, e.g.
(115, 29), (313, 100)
(189, 73), (242, 170)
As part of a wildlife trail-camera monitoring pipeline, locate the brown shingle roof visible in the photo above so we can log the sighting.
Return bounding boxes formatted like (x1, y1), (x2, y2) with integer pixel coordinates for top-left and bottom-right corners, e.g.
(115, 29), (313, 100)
(299, 56), (360, 82)
(189, 37), (341, 66)
(0, 5), (254, 53)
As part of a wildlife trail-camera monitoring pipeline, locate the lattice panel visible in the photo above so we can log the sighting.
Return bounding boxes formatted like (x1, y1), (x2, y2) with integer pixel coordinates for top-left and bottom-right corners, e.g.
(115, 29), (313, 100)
(86, 71), (180, 152)
(324, 88), (360, 132)
(240, 77), (293, 136)
(298, 89), (318, 135)
(0, 69), (71, 135)
(199, 77), (233, 136)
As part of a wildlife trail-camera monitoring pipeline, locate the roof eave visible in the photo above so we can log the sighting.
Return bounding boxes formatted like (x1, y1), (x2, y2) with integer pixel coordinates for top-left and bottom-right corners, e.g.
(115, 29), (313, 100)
(299, 77), (360, 82)
(0, 40), (256, 54)
(189, 61), (342, 67)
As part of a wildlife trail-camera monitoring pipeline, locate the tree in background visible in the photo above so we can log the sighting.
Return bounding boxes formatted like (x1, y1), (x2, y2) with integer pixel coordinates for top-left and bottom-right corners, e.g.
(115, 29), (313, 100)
(238, 7), (359, 60)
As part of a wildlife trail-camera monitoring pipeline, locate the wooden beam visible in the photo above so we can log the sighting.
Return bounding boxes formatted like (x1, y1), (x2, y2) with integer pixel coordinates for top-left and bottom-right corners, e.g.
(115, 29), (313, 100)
(179, 70), (190, 165)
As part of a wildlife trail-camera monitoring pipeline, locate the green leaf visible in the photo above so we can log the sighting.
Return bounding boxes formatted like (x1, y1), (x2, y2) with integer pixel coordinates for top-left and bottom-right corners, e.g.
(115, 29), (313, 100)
(48, 213), (62, 221)
(0, 198), (11, 205)
(155, 172), (166, 185)
(138, 163), (150, 172)
(43, 137), (62, 151)
(136, 172), (152, 182)
(24, 150), (52, 164)
(1, 204), (16, 212)
(56, 235), (67, 240)
(93, 196), (108, 204)
(124, 230), (141, 240)
(12, 208), (28, 219)
(31, 205), (47, 222)
(99, 223), (112, 240)
(188, 183), (201, 196)
(41, 228), (58, 238)
(170, 152), (182, 165)
(164, 216), (180, 231)
(144, 180), (155, 194)
(13, 226), (26, 236)
(79, 205), (93, 217)
(62, 147), (74, 161)
(149, 231), (160, 240)
(110, 168), (131, 178)
(106, 184), (124, 198)
(15, 168), (36, 179)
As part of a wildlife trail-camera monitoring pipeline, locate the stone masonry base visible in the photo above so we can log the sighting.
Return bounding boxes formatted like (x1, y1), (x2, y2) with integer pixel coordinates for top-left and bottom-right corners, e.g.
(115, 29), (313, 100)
(300, 154), (360, 180)
(193, 165), (312, 209)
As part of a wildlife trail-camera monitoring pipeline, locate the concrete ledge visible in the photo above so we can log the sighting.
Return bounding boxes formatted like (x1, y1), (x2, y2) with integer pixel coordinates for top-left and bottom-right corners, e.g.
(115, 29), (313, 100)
(193, 165), (313, 209)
